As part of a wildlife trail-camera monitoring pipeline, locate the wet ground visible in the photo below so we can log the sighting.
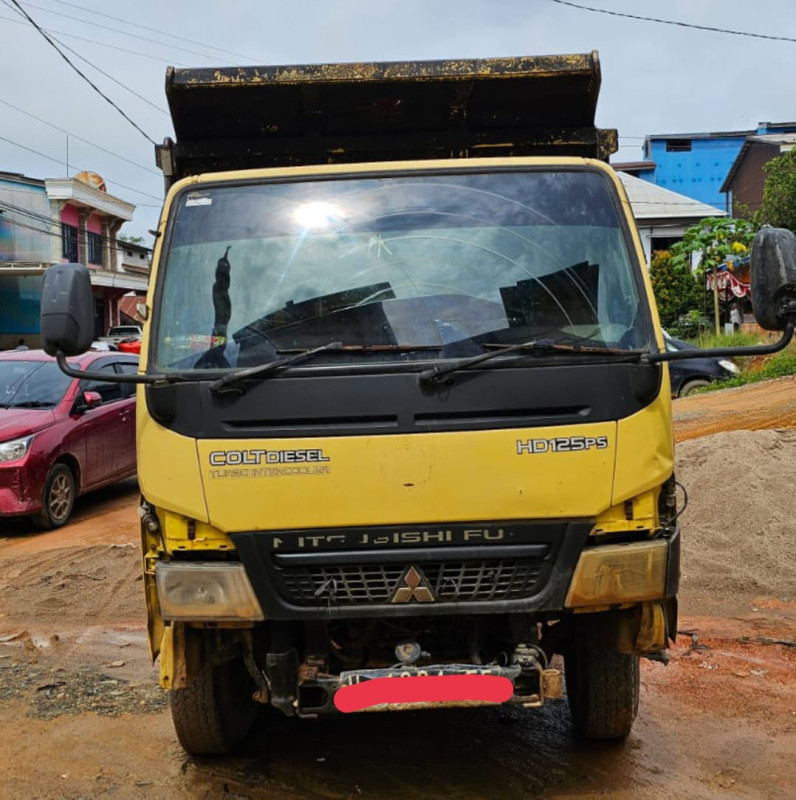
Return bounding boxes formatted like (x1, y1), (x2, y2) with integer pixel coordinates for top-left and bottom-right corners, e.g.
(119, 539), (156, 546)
(1, 609), (793, 800)
(1, 380), (795, 799)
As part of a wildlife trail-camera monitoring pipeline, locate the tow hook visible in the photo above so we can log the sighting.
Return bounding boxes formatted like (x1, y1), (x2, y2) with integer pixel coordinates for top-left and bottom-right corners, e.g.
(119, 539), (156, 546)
(512, 643), (563, 706)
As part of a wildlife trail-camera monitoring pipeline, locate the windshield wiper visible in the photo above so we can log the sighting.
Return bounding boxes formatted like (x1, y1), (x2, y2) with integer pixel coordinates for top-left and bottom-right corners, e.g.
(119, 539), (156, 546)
(209, 341), (343, 395)
(7, 400), (56, 408)
(418, 339), (641, 385)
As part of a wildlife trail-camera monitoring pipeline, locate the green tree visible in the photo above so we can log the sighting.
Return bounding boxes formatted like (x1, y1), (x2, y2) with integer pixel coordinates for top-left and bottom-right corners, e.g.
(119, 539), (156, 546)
(756, 147), (796, 233)
(649, 249), (701, 327)
(669, 217), (758, 333)
(118, 233), (146, 245)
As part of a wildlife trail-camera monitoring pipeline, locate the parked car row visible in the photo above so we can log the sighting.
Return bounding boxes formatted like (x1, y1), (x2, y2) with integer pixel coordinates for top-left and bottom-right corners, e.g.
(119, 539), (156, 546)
(90, 339), (142, 353)
(99, 324), (144, 347)
(0, 349), (138, 529)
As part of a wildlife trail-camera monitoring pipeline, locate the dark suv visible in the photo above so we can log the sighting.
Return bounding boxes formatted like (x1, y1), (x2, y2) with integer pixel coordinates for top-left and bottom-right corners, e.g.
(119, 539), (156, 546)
(664, 331), (740, 396)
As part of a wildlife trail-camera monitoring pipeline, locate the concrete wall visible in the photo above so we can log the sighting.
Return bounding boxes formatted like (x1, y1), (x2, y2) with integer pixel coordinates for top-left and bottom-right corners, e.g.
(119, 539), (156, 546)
(729, 143), (780, 214)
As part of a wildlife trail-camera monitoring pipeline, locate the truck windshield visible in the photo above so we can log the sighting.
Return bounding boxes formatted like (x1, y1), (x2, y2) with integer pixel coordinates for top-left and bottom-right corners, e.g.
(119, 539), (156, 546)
(154, 168), (649, 371)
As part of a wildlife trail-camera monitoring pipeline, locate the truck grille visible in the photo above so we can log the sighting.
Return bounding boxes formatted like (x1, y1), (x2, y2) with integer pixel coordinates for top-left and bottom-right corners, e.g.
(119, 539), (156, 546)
(275, 559), (544, 605)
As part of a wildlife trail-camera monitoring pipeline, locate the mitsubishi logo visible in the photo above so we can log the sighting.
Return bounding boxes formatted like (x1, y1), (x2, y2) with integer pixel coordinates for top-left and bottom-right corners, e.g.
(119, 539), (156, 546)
(391, 566), (436, 603)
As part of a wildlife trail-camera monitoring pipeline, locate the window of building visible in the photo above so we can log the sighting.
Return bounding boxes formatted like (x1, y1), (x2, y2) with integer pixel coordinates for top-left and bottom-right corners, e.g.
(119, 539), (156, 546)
(62, 224), (78, 262)
(651, 236), (682, 254)
(87, 231), (103, 266)
(665, 139), (692, 152)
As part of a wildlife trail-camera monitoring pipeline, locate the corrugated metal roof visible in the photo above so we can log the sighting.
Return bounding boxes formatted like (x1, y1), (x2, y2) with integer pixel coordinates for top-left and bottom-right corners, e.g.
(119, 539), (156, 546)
(746, 133), (796, 145)
(617, 171), (725, 220)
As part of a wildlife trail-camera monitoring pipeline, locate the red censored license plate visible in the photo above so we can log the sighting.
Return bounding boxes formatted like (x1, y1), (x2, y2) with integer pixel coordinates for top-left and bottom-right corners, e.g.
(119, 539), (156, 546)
(334, 666), (517, 713)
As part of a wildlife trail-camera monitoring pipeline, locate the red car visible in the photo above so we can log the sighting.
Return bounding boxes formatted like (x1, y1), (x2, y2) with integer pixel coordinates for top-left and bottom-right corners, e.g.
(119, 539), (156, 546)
(0, 349), (138, 529)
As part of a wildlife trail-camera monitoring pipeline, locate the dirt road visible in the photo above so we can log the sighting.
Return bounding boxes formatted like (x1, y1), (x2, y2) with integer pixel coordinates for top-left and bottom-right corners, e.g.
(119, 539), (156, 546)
(1, 380), (794, 800)
(673, 374), (796, 443)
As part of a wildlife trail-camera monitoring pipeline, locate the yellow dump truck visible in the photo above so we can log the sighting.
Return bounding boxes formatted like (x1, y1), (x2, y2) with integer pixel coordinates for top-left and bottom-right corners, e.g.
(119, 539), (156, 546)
(40, 52), (796, 755)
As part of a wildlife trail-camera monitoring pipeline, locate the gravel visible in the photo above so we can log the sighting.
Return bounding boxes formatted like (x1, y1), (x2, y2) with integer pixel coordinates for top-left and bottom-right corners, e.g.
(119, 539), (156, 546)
(0, 660), (166, 718)
(677, 428), (796, 601)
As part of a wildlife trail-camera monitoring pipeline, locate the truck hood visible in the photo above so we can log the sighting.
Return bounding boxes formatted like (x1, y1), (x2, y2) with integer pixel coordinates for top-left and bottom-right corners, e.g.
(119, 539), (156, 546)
(0, 408), (55, 442)
(137, 397), (674, 533)
(194, 422), (619, 532)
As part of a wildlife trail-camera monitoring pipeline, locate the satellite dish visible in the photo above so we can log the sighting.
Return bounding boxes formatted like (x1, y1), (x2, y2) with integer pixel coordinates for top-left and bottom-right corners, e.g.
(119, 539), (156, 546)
(74, 171), (107, 192)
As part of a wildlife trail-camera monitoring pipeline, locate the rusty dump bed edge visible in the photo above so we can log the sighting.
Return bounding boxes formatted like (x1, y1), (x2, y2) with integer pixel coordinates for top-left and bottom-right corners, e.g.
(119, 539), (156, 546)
(158, 51), (617, 182)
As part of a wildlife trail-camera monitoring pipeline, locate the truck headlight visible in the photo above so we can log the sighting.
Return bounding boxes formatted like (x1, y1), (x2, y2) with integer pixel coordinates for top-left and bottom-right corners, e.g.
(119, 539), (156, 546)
(0, 435), (34, 463)
(565, 539), (668, 608)
(718, 359), (740, 375)
(155, 562), (264, 621)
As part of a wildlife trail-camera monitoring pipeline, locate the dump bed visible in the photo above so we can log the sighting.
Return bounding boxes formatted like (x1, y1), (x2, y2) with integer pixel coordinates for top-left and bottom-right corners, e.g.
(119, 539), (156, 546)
(157, 51), (617, 184)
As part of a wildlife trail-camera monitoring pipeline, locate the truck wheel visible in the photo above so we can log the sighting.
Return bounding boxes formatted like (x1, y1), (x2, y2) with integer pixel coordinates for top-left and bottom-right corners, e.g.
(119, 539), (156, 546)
(169, 656), (258, 755)
(565, 633), (640, 740)
(33, 463), (76, 529)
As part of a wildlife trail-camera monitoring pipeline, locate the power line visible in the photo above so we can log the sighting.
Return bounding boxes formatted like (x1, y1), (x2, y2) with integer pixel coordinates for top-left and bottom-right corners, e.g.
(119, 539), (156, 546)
(1, 3), (168, 117)
(0, 133), (163, 201)
(51, 0), (263, 64)
(22, 0), (239, 65)
(52, 35), (169, 117)
(0, 199), (156, 257)
(0, 11), (186, 67)
(0, 211), (151, 259)
(0, 98), (161, 176)
(543, 0), (796, 44)
(6, 0), (157, 144)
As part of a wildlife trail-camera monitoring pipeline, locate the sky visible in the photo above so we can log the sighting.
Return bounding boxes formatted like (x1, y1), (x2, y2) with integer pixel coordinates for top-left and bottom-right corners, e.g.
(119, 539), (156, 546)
(1, 0), (794, 240)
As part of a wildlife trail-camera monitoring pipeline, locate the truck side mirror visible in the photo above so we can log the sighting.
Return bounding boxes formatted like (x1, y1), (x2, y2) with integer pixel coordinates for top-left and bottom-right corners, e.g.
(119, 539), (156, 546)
(750, 227), (796, 331)
(40, 263), (95, 356)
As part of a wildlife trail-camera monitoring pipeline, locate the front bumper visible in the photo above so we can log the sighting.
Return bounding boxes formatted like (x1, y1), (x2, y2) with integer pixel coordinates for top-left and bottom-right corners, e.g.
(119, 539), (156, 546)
(293, 655), (562, 717)
(0, 464), (40, 516)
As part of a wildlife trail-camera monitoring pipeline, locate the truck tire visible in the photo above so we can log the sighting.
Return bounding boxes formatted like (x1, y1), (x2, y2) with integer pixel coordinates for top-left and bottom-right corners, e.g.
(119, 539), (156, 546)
(169, 656), (258, 755)
(565, 632), (640, 740)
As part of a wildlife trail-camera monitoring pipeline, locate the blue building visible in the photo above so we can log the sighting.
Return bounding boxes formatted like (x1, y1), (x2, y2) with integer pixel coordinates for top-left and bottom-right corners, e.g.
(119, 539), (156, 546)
(616, 122), (796, 213)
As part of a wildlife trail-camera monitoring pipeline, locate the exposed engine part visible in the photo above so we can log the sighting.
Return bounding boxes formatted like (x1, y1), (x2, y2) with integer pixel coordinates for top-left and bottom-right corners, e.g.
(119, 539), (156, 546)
(511, 642), (549, 705)
(138, 501), (160, 532)
(243, 647), (271, 704)
(513, 642), (548, 670)
(394, 640), (423, 664)
(542, 668), (563, 699)
(265, 650), (299, 716)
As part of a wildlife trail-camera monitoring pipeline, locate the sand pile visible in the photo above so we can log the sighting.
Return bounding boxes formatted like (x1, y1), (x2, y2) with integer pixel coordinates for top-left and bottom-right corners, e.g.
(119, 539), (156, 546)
(676, 429), (796, 601)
